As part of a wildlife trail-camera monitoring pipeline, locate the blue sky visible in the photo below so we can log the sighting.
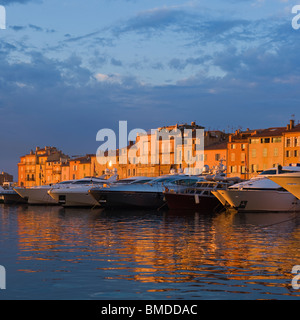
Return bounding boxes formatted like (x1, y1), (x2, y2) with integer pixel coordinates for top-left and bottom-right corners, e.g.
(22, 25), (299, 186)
(1, 0), (300, 177)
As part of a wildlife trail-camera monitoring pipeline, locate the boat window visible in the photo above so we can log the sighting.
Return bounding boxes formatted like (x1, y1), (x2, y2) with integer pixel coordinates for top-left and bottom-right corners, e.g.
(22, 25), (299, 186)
(132, 179), (152, 184)
(116, 179), (136, 184)
(260, 169), (277, 175)
(72, 180), (95, 184)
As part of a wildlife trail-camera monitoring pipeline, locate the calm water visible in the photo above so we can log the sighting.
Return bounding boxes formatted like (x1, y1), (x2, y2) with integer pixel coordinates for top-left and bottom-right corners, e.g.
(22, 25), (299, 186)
(0, 203), (300, 300)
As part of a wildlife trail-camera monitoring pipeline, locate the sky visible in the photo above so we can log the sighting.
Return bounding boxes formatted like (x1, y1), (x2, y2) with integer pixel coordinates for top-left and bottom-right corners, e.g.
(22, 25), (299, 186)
(0, 0), (300, 178)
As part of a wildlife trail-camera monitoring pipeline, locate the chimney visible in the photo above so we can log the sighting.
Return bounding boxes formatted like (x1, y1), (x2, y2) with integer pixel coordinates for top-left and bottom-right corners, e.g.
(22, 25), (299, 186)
(290, 119), (295, 130)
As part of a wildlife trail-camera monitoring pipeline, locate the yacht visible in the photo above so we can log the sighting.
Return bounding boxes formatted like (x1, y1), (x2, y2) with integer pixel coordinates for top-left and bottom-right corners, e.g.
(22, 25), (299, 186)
(89, 175), (205, 209)
(164, 180), (236, 212)
(14, 180), (76, 205)
(1, 182), (27, 204)
(48, 175), (118, 207)
(213, 165), (300, 212)
(268, 171), (300, 200)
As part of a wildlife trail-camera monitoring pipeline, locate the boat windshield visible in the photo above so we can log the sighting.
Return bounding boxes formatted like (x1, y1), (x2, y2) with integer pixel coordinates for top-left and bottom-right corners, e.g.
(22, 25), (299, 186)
(146, 177), (179, 184)
(131, 179), (153, 184)
(260, 169), (298, 175)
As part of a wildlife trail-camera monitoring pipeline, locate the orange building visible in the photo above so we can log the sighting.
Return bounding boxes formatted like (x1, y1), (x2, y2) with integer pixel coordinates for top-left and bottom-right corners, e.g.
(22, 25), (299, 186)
(248, 127), (286, 175)
(93, 122), (229, 178)
(18, 146), (69, 187)
(226, 129), (254, 179)
(283, 120), (300, 166)
(204, 142), (227, 171)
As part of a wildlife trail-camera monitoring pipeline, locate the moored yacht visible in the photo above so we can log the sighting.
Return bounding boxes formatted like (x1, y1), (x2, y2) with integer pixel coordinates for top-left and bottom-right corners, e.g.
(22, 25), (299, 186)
(1, 182), (27, 204)
(164, 180), (236, 212)
(48, 174), (117, 207)
(213, 165), (300, 212)
(14, 180), (76, 205)
(89, 175), (205, 209)
(48, 175), (118, 207)
(268, 171), (300, 200)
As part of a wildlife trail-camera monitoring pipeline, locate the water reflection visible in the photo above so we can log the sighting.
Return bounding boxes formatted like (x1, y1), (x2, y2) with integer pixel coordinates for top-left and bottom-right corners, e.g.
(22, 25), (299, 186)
(1, 203), (300, 299)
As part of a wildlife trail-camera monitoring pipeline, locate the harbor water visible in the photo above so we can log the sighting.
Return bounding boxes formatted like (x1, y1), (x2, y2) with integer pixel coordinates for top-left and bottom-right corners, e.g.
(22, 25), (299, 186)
(1, 204), (300, 300)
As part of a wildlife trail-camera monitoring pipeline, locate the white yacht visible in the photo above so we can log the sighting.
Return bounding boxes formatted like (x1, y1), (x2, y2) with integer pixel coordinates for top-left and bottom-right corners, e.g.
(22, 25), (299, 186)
(268, 171), (300, 200)
(14, 180), (76, 205)
(89, 175), (205, 209)
(47, 175), (120, 207)
(213, 165), (300, 212)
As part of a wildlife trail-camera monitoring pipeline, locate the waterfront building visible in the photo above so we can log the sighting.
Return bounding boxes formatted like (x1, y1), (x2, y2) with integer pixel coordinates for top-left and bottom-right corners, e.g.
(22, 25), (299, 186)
(94, 122), (229, 178)
(248, 127), (286, 175)
(227, 129), (254, 179)
(204, 142), (227, 171)
(18, 146), (69, 187)
(283, 120), (300, 166)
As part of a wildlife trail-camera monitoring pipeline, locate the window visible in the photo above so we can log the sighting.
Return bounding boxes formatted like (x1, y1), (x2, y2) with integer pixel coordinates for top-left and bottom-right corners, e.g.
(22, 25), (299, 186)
(241, 144), (246, 150)
(215, 153), (221, 161)
(295, 138), (298, 147)
(286, 138), (291, 147)
(250, 138), (260, 144)
(286, 150), (290, 158)
(261, 138), (270, 143)
(272, 137), (282, 143)
(263, 148), (268, 157)
(231, 144), (236, 149)
(294, 150), (298, 157)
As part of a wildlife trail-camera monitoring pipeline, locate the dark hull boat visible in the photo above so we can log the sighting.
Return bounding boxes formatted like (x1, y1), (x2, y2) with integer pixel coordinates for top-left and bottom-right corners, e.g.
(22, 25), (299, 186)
(1, 191), (28, 204)
(89, 189), (166, 209)
(164, 191), (220, 211)
(89, 175), (205, 209)
(164, 181), (234, 213)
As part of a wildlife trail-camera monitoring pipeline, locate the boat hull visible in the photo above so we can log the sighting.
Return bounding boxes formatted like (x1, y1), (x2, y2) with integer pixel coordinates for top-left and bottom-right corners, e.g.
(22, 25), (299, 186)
(164, 192), (221, 212)
(14, 187), (58, 205)
(268, 176), (300, 200)
(1, 192), (27, 204)
(48, 190), (100, 207)
(218, 189), (300, 212)
(211, 190), (230, 206)
(89, 189), (166, 209)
